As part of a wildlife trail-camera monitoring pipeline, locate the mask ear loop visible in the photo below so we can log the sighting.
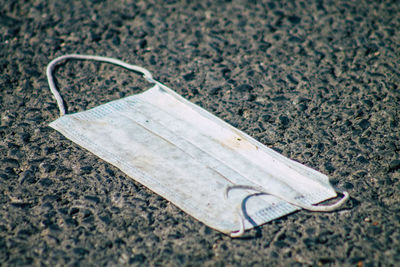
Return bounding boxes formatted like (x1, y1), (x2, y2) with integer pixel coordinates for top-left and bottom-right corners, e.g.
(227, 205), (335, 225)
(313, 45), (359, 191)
(225, 185), (349, 237)
(46, 54), (156, 116)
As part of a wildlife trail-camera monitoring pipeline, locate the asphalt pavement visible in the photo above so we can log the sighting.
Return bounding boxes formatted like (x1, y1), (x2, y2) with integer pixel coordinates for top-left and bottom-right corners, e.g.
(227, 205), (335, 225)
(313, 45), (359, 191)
(1, 0), (399, 266)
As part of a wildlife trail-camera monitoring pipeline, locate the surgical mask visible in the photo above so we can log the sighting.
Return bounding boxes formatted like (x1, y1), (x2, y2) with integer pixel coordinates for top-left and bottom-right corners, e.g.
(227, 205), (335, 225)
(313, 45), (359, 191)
(47, 54), (349, 237)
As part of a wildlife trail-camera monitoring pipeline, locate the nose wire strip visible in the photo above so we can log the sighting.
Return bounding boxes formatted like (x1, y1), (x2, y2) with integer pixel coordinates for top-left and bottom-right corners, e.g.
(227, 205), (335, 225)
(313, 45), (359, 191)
(225, 185), (349, 237)
(46, 54), (155, 116)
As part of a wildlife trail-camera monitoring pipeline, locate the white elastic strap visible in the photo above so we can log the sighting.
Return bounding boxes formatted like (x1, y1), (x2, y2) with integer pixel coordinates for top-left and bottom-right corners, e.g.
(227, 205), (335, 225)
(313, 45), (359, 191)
(230, 205), (245, 238)
(46, 54), (155, 116)
(225, 185), (349, 237)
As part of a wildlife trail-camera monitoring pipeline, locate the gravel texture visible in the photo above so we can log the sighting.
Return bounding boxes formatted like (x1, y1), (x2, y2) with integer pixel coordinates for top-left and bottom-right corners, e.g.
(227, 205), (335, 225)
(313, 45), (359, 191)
(1, 0), (400, 266)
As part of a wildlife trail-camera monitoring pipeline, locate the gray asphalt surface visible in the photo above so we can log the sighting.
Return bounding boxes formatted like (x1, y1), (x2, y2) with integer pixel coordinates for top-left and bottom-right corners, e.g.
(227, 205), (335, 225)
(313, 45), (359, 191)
(1, 0), (399, 266)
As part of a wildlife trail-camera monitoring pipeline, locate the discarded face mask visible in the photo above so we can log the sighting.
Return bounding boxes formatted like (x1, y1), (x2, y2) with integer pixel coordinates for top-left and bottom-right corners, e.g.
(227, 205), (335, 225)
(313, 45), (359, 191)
(47, 54), (349, 237)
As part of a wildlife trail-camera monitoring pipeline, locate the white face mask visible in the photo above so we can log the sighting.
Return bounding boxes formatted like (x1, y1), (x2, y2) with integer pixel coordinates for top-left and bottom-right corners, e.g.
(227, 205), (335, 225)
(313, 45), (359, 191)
(47, 55), (349, 237)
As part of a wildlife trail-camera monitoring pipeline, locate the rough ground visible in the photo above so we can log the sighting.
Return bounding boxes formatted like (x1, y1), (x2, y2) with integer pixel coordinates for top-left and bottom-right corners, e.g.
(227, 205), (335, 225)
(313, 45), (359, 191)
(1, 0), (399, 266)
